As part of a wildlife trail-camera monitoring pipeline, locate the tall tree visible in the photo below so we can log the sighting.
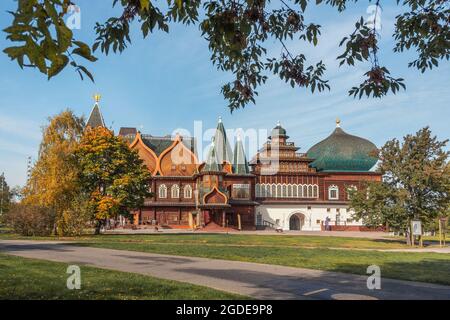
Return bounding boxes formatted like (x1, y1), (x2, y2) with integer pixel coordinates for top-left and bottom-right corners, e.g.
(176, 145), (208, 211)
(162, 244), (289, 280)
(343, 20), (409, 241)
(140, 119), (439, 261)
(0, 173), (12, 217)
(23, 110), (85, 235)
(3, 1), (449, 110)
(350, 127), (450, 244)
(76, 127), (151, 234)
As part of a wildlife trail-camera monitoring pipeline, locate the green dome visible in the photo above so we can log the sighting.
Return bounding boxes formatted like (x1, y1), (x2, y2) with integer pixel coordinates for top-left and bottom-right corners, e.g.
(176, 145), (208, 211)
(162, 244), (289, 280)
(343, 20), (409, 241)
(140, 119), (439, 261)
(307, 125), (378, 172)
(269, 121), (289, 140)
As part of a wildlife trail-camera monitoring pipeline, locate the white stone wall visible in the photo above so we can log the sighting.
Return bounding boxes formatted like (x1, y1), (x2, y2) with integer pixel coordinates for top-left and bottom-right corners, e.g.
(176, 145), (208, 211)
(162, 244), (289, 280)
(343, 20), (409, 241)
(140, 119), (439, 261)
(256, 204), (363, 231)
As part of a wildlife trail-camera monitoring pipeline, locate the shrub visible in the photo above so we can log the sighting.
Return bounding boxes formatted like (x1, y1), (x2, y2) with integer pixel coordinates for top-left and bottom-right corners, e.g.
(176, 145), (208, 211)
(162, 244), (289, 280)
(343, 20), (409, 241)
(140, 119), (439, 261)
(5, 204), (55, 236)
(57, 195), (91, 236)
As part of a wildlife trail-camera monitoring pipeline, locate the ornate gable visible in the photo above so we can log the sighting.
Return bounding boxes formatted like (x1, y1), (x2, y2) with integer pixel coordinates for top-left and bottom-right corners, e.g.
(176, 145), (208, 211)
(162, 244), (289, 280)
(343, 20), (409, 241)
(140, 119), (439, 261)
(129, 132), (158, 175)
(158, 135), (198, 176)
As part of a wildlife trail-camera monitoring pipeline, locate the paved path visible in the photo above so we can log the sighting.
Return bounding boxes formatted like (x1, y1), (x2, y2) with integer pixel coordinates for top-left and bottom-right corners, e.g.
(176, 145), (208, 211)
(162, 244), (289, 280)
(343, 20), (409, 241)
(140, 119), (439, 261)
(1, 240), (449, 300)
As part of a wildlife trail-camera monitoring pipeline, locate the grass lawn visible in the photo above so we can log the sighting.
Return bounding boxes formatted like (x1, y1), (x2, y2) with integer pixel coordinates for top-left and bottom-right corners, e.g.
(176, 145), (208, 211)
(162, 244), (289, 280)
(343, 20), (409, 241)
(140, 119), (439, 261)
(73, 237), (450, 286)
(0, 253), (246, 300)
(0, 231), (412, 249)
(2, 231), (450, 286)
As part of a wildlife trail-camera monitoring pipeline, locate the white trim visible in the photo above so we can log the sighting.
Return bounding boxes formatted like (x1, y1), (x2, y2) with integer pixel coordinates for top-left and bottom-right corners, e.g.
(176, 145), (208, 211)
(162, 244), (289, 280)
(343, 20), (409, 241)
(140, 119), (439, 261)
(159, 184), (167, 199)
(328, 185), (339, 200)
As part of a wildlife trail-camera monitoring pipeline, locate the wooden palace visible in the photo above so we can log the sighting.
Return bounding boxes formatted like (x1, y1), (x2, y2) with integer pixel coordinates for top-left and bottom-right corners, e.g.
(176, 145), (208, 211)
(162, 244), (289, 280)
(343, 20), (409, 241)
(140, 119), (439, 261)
(87, 98), (381, 231)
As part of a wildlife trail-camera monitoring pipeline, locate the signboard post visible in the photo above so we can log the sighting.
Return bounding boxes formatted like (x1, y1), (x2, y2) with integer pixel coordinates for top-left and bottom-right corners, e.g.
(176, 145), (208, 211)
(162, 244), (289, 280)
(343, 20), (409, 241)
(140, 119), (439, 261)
(411, 220), (423, 247)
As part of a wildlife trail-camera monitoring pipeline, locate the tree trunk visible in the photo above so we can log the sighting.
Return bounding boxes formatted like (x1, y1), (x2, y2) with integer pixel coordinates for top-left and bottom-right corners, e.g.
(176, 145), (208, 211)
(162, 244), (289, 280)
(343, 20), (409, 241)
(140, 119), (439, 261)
(405, 228), (411, 246)
(94, 220), (103, 235)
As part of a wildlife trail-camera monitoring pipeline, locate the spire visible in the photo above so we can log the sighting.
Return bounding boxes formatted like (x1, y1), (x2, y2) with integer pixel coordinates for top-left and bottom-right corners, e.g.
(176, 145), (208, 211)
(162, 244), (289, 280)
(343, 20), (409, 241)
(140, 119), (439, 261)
(86, 94), (106, 129)
(233, 133), (249, 174)
(202, 140), (221, 172)
(214, 117), (233, 164)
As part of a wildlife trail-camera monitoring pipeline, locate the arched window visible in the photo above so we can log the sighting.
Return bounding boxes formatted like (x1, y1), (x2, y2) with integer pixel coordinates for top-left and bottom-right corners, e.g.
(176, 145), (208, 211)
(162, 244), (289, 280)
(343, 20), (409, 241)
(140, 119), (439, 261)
(328, 185), (339, 200)
(271, 184), (276, 197)
(171, 184), (180, 198)
(308, 185), (313, 198)
(265, 184), (270, 197)
(288, 184), (293, 197)
(276, 184), (282, 198)
(303, 185), (308, 198)
(346, 185), (357, 200)
(293, 184), (298, 197)
(297, 185), (302, 198)
(184, 185), (192, 199)
(282, 184), (287, 197)
(313, 185), (319, 198)
(159, 184), (167, 199)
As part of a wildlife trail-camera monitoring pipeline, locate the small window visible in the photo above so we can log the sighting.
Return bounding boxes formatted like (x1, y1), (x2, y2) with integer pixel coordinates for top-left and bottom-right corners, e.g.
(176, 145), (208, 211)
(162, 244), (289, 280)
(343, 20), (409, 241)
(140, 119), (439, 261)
(316, 219), (321, 224)
(184, 185), (192, 199)
(328, 185), (339, 200)
(307, 206), (311, 210)
(159, 184), (167, 198)
(308, 185), (313, 198)
(171, 185), (180, 198)
(293, 185), (298, 197)
(282, 184), (288, 197)
(313, 185), (319, 198)
(327, 208), (331, 212)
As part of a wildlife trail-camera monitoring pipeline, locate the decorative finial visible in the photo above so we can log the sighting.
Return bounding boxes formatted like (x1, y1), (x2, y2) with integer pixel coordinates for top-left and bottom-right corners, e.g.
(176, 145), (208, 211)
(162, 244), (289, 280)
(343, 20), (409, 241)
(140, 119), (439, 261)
(218, 116), (222, 123)
(236, 132), (241, 142)
(94, 93), (101, 104)
(336, 117), (341, 128)
(277, 120), (281, 126)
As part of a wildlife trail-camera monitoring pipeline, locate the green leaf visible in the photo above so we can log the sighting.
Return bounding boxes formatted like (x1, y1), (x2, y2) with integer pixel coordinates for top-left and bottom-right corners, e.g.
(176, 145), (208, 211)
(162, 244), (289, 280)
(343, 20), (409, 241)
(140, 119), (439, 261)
(77, 65), (95, 83)
(48, 55), (69, 79)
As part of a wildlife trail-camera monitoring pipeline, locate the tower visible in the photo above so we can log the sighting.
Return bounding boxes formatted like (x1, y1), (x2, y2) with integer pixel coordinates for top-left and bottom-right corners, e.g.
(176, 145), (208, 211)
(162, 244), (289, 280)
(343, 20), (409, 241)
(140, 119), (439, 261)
(213, 117), (233, 164)
(86, 94), (106, 129)
(233, 134), (250, 174)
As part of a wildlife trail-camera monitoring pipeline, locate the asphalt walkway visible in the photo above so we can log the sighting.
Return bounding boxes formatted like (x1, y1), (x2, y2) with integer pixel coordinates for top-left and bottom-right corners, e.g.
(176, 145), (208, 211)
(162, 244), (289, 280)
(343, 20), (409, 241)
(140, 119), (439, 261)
(1, 240), (449, 300)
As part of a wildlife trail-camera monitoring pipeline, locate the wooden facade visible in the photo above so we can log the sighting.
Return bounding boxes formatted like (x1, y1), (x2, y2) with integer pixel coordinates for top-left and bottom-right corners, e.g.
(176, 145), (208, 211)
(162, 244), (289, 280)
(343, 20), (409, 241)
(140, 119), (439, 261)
(113, 118), (381, 231)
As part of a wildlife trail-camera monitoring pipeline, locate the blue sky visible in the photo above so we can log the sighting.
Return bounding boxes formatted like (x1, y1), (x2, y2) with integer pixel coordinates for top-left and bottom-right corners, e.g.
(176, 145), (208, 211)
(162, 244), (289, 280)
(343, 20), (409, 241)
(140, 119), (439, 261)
(0, 1), (449, 187)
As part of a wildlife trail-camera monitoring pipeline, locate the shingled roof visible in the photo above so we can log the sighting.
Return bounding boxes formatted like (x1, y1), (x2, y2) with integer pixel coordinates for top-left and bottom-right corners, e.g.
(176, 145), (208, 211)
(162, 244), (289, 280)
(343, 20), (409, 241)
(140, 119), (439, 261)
(214, 117), (233, 164)
(118, 128), (197, 156)
(202, 141), (221, 172)
(233, 136), (249, 174)
(86, 104), (105, 128)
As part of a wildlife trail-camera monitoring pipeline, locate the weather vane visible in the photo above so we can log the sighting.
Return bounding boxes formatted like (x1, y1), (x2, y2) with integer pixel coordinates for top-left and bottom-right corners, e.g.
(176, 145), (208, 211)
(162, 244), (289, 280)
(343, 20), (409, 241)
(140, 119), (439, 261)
(93, 93), (101, 103)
